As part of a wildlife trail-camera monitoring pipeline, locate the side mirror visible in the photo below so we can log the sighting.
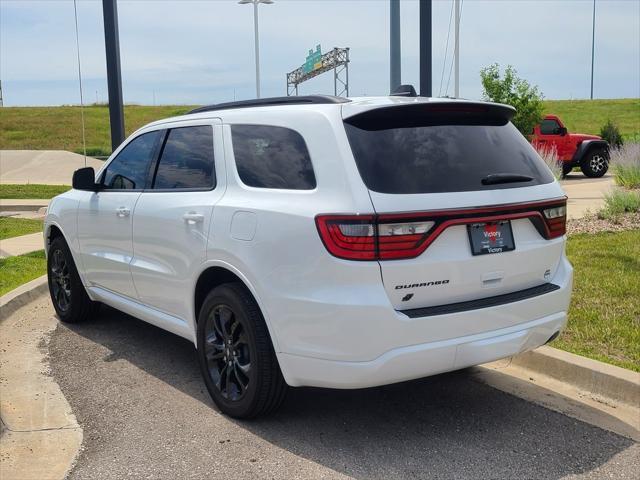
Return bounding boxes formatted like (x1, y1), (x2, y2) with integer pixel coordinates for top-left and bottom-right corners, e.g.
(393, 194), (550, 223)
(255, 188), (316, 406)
(72, 167), (100, 192)
(558, 127), (568, 136)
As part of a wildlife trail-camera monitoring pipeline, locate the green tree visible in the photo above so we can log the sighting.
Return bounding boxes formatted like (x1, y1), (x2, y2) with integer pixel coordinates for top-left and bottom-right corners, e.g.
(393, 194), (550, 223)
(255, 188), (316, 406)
(480, 63), (544, 136)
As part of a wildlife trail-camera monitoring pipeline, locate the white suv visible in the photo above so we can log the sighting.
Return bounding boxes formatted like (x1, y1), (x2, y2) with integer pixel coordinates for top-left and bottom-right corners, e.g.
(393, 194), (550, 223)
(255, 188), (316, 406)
(44, 95), (572, 418)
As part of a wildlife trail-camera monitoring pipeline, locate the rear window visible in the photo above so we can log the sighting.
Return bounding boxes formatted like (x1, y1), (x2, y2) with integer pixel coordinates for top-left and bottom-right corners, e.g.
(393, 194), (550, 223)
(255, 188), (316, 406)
(344, 105), (554, 194)
(231, 125), (316, 190)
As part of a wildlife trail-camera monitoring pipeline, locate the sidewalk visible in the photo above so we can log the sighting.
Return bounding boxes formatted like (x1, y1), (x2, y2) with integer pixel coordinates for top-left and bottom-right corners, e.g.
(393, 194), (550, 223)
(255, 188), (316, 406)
(0, 233), (44, 258)
(560, 174), (614, 219)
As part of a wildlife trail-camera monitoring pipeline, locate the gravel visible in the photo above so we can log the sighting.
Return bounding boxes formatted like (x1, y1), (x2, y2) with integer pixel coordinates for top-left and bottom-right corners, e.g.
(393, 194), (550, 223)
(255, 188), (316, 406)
(567, 212), (640, 236)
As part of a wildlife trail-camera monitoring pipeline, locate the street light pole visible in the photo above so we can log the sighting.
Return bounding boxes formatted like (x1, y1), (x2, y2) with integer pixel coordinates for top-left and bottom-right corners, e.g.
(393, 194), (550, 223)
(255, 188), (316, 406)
(239, 0), (273, 99)
(590, 0), (596, 100)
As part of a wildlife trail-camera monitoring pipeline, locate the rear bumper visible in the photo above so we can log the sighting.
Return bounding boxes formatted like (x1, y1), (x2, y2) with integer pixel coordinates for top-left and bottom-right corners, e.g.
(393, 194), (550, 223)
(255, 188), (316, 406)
(279, 310), (567, 388)
(276, 256), (572, 388)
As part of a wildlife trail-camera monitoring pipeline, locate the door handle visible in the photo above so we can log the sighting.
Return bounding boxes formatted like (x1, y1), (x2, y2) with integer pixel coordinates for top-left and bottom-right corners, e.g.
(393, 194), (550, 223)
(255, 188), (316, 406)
(183, 212), (204, 224)
(116, 206), (130, 217)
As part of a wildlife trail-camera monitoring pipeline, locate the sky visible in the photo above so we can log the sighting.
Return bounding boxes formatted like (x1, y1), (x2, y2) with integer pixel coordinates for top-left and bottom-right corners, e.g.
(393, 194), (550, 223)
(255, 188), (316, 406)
(1, 0), (639, 106)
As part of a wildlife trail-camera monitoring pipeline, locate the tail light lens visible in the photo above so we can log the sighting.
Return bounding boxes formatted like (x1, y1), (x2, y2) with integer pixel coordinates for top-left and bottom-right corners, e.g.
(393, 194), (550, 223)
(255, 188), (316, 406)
(377, 220), (435, 259)
(316, 198), (567, 261)
(543, 205), (567, 238)
(316, 215), (435, 261)
(315, 215), (377, 260)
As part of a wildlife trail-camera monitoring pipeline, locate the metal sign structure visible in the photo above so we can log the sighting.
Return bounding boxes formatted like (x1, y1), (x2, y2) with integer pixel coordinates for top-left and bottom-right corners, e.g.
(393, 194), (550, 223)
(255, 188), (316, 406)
(287, 45), (350, 97)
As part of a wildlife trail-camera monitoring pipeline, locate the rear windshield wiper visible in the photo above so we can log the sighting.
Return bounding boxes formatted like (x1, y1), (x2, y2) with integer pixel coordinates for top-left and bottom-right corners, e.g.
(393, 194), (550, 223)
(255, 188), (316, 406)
(481, 173), (534, 185)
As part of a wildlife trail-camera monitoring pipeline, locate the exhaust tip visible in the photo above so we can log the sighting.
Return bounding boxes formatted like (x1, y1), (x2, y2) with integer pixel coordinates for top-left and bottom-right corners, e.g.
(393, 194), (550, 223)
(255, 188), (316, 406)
(545, 331), (560, 345)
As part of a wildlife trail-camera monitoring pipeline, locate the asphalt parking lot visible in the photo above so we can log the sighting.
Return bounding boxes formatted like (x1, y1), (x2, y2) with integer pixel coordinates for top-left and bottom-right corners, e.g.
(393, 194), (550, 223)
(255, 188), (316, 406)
(46, 304), (639, 480)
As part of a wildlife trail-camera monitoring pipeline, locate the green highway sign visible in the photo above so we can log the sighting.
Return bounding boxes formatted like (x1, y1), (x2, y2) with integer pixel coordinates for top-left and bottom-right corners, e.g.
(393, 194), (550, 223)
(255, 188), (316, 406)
(303, 44), (323, 74)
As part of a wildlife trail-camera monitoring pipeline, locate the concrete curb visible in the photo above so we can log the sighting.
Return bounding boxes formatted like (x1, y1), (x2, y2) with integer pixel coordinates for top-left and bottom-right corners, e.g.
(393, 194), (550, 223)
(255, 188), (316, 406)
(0, 199), (50, 213)
(0, 275), (48, 321)
(511, 345), (640, 407)
(0, 279), (82, 480)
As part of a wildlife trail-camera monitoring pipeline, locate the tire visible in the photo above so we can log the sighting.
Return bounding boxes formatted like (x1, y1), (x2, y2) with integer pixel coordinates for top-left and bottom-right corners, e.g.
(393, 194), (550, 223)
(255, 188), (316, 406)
(580, 148), (609, 178)
(561, 162), (573, 178)
(47, 236), (98, 323)
(197, 283), (287, 418)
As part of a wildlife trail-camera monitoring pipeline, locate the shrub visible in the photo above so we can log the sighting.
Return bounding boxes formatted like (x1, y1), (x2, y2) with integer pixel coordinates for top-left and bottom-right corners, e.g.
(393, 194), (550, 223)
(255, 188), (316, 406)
(598, 188), (640, 220)
(536, 145), (562, 180)
(480, 63), (544, 136)
(610, 143), (640, 189)
(600, 119), (624, 148)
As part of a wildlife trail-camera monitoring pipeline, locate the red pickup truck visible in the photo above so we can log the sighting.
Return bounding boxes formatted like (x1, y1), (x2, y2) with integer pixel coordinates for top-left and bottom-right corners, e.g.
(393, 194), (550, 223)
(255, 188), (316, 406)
(531, 115), (609, 177)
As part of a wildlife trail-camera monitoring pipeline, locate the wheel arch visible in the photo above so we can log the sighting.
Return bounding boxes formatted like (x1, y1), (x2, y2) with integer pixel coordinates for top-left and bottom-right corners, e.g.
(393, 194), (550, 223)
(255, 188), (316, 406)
(44, 222), (65, 255)
(193, 262), (280, 352)
(572, 139), (609, 163)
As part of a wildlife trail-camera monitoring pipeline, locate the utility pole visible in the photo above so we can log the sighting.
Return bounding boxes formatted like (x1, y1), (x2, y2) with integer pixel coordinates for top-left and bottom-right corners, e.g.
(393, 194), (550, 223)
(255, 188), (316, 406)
(590, 0), (596, 100)
(102, 0), (125, 151)
(454, 0), (460, 98)
(419, 0), (432, 96)
(390, 0), (401, 93)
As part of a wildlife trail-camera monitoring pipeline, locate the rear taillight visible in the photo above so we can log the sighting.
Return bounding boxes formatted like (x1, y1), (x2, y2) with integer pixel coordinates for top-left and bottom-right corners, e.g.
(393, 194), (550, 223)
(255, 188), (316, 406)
(315, 215), (377, 260)
(316, 198), (567, 261)
(316, 215), (435, 261)
(542, 204), (567, 238)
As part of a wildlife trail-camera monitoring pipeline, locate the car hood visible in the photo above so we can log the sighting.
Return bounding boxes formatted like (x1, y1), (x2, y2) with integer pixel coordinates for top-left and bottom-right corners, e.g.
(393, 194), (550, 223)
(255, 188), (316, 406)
(569, 133), (601, 142)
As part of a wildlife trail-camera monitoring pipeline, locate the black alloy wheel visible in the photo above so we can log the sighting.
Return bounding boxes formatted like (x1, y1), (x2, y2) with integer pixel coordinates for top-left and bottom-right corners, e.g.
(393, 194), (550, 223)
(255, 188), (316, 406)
(197, 283), (287, 418)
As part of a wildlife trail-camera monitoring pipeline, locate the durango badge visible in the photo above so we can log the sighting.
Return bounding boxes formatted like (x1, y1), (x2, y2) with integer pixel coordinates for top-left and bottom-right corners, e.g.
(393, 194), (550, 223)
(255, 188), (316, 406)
(395, 280), (450, 290)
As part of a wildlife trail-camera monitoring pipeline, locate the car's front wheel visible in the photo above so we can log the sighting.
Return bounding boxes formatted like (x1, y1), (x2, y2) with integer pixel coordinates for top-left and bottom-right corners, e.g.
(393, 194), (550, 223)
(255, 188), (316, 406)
(197, 283), (287, 418)
(47, 236), (98, 323)
(580, 148), (609, 178)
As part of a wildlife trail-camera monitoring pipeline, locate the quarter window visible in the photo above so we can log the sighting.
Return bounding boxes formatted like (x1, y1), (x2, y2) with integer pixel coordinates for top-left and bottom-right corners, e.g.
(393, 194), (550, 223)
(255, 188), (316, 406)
(153, 126), (215, 190)
(102, 131), (161, 190)
(231, 125), (316, 190)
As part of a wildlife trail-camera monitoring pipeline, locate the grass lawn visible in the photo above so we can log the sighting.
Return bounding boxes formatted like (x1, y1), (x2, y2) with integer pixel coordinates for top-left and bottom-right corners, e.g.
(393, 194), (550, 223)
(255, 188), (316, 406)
(0, 217), (43, 240)
(557, 230), (640, 371)
(0, 250), (46, 296)
(1, 100), (637, 155)
(0, 184), (70, 199)
(0, 105), (195, 156)
(543, 98), (640, 141)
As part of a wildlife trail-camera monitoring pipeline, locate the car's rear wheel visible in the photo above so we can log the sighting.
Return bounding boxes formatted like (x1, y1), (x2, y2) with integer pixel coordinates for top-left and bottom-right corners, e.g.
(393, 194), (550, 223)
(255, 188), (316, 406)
(47, 236), (98, 323)
(580, 148), (609, 178)
(197, 283), (286, 418)
(561, 162), (573, 177)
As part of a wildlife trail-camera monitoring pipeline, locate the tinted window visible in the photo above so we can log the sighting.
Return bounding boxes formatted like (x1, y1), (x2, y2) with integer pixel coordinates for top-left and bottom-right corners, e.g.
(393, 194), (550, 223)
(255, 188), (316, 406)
(344, 107), (554, 194)
(103, 131), (161, 189)
(153, 126), (215, 189)
(231, 125), (316, 190)
(540, 119), (561, 135)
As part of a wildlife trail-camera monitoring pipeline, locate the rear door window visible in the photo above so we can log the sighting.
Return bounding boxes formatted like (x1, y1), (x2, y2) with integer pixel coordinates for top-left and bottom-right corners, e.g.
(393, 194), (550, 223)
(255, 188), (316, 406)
(230, 125), (316, 190)
(152, 125), (215, 190)
(344, 105), (554, 194)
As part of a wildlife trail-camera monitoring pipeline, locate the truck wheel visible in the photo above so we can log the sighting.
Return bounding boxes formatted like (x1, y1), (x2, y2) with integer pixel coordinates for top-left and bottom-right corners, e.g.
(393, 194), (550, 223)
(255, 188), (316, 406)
(197, 283), (287, 418)
(47, 236), (98, 323)
(580, 148), (608, 178)
(561, 163), (573, 178)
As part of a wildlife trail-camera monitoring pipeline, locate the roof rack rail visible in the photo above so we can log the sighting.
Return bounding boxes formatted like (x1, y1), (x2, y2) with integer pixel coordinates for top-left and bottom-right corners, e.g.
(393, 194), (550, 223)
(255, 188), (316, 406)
(188, 95), (350, 114)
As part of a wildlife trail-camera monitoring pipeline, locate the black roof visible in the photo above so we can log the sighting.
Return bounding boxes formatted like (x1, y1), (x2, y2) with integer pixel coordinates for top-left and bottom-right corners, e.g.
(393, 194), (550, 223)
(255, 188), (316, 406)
(188, 95), (350, 115)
